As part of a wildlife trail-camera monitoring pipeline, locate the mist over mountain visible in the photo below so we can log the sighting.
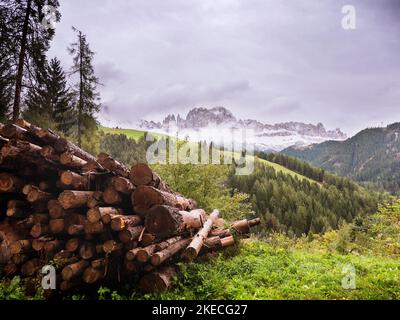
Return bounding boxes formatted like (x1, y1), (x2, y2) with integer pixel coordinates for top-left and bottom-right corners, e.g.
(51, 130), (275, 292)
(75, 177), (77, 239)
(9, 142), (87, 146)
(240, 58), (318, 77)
(138, 106), (347, 151)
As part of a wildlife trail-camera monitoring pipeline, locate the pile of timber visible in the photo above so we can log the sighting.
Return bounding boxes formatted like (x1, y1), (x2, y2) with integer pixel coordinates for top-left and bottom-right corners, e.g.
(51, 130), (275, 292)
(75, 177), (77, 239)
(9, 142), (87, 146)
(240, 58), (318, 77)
(0, 120), (260, 293)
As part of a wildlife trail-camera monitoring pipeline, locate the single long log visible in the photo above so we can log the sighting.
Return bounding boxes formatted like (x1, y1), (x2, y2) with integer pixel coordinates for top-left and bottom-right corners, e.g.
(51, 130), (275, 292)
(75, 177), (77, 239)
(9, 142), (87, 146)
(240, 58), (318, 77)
(54, 137), (98, 164)
(98, 153), (130, 177)
(145, 205), (205, 238)
(150, 238), (192, 266)
(60, 152), (87, 168)
(58, 190), (95, 209)
(132, 186), (197, 215)
(231, 218), (261, 234)
(154, 236), (183, 251)
(182, 210), (220, 261)
(139, 266), (176, 292)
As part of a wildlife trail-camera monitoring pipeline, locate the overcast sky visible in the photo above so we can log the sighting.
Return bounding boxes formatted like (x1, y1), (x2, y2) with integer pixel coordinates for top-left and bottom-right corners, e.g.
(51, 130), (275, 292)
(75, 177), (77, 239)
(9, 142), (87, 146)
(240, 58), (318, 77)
(48, 0), (400, 136)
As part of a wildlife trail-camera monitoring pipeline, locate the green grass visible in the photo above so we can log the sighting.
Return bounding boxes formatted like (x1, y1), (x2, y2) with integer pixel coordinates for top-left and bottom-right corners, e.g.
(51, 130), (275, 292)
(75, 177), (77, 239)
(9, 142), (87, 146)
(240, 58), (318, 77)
(99, 126), (166, 140)
(145, 239), (400, 300)
(257, 157), (317, 184)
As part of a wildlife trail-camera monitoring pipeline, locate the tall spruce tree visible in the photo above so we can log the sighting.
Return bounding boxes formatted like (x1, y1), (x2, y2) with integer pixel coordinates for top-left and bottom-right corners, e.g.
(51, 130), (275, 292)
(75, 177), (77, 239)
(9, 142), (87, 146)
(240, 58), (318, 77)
(0, 0), (60, 121)
(68, 26), (101, 147)
(25, 57), (74, 134)
(0, 3), (14, 121)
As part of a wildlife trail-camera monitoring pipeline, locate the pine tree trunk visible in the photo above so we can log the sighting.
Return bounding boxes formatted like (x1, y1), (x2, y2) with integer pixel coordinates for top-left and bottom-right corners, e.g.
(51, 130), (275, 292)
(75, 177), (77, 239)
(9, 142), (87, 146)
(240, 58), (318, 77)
(12, 0), (32, 121)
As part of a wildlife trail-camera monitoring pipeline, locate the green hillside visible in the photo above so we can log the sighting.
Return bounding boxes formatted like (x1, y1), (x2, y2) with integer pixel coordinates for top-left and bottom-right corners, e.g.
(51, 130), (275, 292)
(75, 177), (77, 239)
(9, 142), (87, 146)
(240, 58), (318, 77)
(100, 126), (316, 184)
(283, 123), (400, 194)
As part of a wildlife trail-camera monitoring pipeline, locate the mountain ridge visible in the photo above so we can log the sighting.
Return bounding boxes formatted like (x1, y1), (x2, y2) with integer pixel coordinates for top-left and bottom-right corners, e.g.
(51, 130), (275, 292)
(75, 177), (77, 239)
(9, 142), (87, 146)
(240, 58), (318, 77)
(282, 122), (400, 194)
(138, 106), (347, 151)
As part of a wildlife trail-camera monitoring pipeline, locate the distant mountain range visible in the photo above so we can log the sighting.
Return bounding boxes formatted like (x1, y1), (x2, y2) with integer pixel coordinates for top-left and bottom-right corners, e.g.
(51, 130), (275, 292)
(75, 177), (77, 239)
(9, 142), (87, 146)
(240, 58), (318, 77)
(138, 107), (347, 151)
(282, 123), (400, 194)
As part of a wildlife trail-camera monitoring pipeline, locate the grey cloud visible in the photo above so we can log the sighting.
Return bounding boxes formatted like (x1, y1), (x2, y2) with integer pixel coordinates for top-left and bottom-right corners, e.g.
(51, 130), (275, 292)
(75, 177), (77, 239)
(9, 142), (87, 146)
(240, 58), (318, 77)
(49, 0), (400, 135)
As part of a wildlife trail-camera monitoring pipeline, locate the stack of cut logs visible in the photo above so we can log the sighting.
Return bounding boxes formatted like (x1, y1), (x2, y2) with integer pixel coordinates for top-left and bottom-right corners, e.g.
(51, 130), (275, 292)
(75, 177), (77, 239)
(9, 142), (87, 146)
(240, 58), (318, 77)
(0, 120), (260, 293)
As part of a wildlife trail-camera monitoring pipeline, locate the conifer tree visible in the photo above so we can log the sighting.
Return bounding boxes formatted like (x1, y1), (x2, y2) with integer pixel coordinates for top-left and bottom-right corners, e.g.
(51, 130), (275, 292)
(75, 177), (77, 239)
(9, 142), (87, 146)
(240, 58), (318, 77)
(68, 26), (101, 147)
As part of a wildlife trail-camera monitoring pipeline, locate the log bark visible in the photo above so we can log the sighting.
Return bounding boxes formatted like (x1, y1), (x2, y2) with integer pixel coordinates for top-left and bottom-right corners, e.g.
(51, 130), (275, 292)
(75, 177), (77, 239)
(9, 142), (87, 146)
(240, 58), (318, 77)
(67, 224), (85, 236)
(84, 221), (104, 234)
(145, 205), (205, 238)
(61, 260), (89, 281)
(87, 207), (123, 224)
(27, 188), (52, 203)
(87, 191), (104, 208)
(150, 238), (192, 266)
(83, 266), (105, 284)
(79, 242), (96, 260)
(60, 152), (87, 168)
(231, 218), (261, 234)
(10, 239), (32, 254)
(49, 219), (65, 234)
(21, 258), (42, 276)
(98, 153), (129, 177)
(129, 163), (171, 191)
(182, 210), (220, 261)
(103, 240), (123, 254)
(113, 176), (135, 194)
(102, 187), (122, 205)
(139, 266), (176, 292)
(40, 145), (60, 161)
(54, 137), (98, 164)
(30, 223), (49, 238)
(60, 171), (92, 189)
(65, 238), (82, 253)
(136, 243), (158, 263)
(132, 186), (197, 215)
(0, 173), (24, 193)
(58, 190), (95, 209)
(119, 225), (144, 243)
(32, 236), (53, 251)
(110, 215), (142, 231)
